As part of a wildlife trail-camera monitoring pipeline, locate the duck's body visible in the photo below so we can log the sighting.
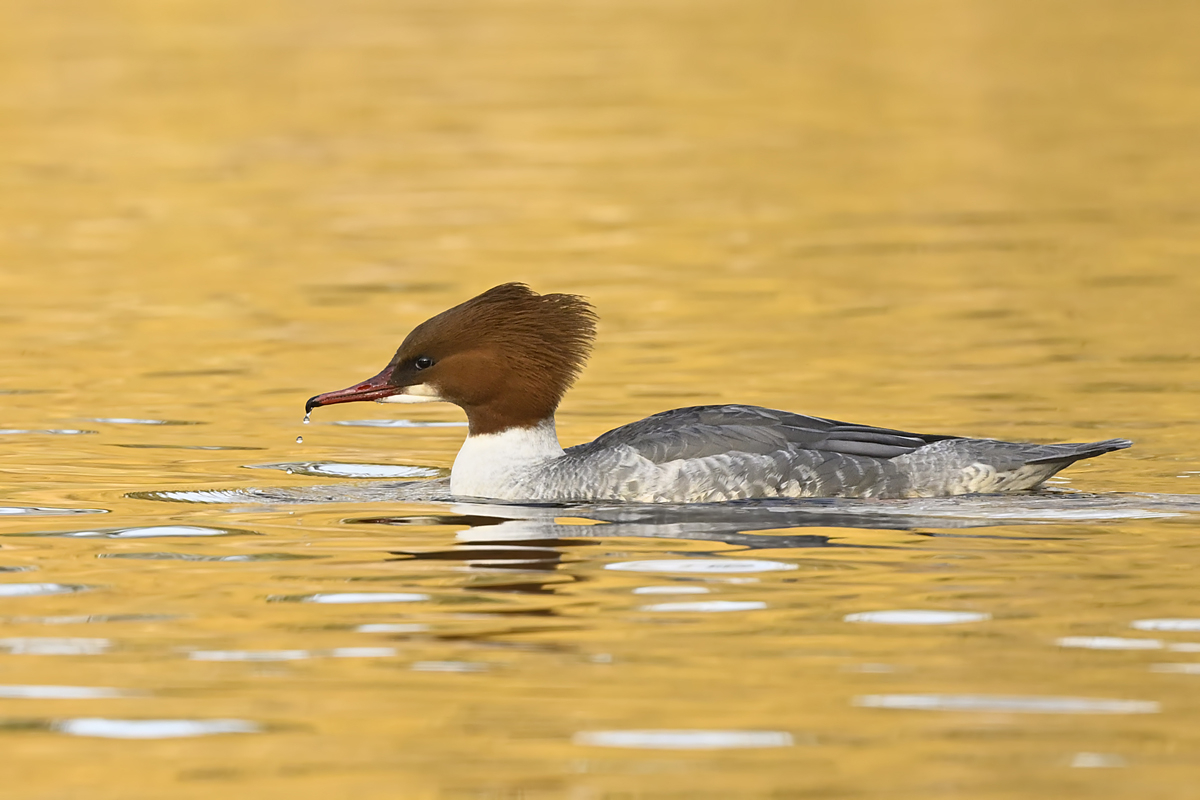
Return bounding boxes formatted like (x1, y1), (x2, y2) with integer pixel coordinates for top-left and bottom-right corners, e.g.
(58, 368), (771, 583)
(306, 284), (1131, 503)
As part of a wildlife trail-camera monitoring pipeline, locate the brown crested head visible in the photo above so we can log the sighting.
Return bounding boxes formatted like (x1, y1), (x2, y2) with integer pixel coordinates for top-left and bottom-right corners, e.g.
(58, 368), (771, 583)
(306, 283), (597, 436)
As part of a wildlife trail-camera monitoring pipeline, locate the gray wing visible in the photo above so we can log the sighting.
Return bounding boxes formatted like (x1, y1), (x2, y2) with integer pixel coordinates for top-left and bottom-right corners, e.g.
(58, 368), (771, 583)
(566, 405), (959, 464)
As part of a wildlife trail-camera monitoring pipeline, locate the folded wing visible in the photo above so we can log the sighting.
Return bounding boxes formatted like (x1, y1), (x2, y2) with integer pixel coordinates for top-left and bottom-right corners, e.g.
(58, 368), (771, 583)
(569, 404), (960, 464)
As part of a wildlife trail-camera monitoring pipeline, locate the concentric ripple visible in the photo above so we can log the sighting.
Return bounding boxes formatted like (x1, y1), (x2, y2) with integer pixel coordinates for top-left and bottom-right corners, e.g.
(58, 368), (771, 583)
(0, 506), (108, 517)
(248, 462), (441, 479)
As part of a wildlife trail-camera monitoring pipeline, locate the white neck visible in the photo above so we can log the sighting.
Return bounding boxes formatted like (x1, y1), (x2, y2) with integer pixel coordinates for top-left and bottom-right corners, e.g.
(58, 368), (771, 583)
(450, 417), (565, 499)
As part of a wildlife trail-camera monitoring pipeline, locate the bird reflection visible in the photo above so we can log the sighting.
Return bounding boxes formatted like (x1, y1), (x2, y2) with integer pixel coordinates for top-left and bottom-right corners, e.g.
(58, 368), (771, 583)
(349, 500), (870, 587)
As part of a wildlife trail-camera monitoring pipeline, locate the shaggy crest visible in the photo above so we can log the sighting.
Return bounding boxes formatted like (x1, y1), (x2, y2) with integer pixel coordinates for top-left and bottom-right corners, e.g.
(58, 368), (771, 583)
(388, 283), (597, 433)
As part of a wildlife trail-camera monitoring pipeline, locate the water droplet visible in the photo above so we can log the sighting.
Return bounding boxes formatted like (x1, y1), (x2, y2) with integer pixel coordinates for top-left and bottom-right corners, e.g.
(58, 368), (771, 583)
(303, 413), (311, 425)
(285, 468), (294, 475)
(295, 436), (303, 444)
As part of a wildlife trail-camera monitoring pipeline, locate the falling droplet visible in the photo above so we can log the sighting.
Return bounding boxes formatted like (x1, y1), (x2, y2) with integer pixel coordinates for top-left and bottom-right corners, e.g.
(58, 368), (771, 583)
(295, 436), (303, 444)
(303, 412), (311, 425)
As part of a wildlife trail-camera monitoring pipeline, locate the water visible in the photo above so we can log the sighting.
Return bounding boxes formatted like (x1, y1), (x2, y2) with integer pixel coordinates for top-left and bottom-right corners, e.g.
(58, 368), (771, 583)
(2, 1), (1200, 797)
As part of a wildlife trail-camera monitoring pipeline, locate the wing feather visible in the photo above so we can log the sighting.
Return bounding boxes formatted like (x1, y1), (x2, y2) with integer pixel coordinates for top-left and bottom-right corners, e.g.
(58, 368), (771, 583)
(568, 405), (958, 465)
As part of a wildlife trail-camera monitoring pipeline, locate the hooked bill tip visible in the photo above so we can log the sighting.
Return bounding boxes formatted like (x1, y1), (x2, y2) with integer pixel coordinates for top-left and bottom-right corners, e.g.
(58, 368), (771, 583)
(304, 396), (320, 415)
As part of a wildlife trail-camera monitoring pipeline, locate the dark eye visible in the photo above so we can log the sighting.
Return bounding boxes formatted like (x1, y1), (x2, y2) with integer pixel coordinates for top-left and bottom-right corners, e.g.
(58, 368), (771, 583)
(414, 356), (434, 370)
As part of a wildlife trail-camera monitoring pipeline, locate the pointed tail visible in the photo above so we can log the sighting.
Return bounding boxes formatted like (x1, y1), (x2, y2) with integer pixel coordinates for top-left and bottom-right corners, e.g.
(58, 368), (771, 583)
(1025, 438), (1133, 465)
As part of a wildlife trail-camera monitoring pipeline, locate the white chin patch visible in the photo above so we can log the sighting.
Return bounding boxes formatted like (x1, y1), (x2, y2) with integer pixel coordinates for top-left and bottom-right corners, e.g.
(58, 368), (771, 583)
(377, 384), (443, 404)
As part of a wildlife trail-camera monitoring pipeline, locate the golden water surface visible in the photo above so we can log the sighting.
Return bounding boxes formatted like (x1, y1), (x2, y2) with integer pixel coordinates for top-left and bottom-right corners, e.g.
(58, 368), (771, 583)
(2, 1), (1200, 797)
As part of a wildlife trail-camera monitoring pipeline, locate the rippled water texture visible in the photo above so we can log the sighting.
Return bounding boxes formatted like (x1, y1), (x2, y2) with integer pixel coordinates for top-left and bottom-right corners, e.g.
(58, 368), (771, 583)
(2, 1), (1200, 797)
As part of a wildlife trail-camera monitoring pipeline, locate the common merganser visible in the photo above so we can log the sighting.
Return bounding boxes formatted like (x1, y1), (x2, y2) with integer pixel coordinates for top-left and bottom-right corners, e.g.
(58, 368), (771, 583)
(305, 283), (1132, 503)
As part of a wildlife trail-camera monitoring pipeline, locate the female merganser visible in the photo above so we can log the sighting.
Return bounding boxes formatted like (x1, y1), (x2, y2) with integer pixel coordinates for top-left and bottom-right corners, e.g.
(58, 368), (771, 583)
(306, 283), (1131, 503)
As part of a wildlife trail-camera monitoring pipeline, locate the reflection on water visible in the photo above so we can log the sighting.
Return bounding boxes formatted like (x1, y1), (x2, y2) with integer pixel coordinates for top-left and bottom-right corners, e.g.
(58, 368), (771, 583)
(2, 0), (1200, 795)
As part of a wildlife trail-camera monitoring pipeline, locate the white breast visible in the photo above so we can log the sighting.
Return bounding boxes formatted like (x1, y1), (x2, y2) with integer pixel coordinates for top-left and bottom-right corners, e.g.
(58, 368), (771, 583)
(450, 419), (566, 499)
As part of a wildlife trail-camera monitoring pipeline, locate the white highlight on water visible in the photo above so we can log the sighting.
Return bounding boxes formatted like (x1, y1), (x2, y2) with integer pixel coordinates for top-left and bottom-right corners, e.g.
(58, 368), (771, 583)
(1071, 752), (1127, 768)
(301, 592), (430, 604)
(573, 730), (794, 750)
(0, 685), (130, 699)
(632, 586), (711, 595)
(1132, 618), (1200, 632)
(188, 647), (397, 661)
(844, 610), (991, 625)
(62, 526), (235, 539)
(640, 600), (767, 613)
(605, 559), (796, 574)
(356, 623), (429, 633)
(55, 718), (260, 739)
(0, 638), (111, 655)
(1056, 636), (1163, 650)
(854, 694), (1159, 714)
(0, 583), (87, 597)
(411, 661), (487, 673)
(1149, 663), (1200, 674)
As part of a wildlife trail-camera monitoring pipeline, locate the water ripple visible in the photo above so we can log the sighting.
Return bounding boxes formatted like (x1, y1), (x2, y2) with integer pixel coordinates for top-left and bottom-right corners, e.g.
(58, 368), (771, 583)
(845, 610), (991, 625)
(54, 718), (259, 739)
(855, 694), (1160, 714)
(0, 583), (91, 598)
(248, 462), (441, 479)
(99, 552), (320, 562)
(0, 685), (132, 699)
(0, 506), (107, 517)
(187, 647), (396, 661)
(44, 525), (257, 539)
(640, 600), (767, 613)
(356, 623), (429, 633)
(573, 730), (794, 749)
(0, 638), (110, 655)
(273, 592), (430, 604)
(1149, 663), (1200, 674)
(607, 559), (796, 574)
(1057, 636), (1163, 650)
(411, 661), (487, 673)
(632, 586), (711, 595)
(87, 418), (200, 426)
(1132, 618), (1200, 632)
(1071, 752), (1127, 768)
